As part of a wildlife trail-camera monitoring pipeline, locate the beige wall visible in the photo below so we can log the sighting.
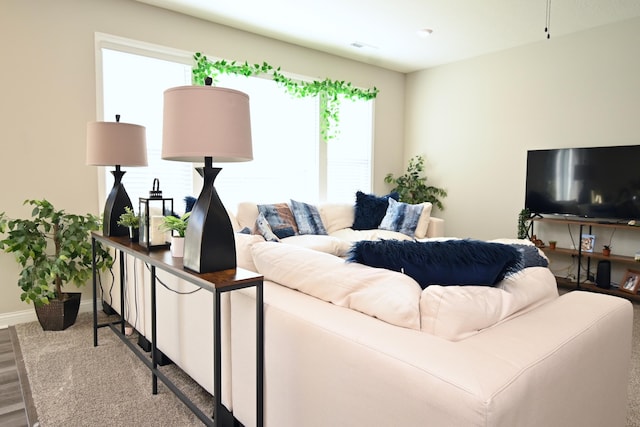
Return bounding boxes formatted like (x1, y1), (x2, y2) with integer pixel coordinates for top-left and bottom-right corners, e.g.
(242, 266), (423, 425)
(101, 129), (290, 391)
(405, 17), (640, 240)
(0, 0), (405, 317)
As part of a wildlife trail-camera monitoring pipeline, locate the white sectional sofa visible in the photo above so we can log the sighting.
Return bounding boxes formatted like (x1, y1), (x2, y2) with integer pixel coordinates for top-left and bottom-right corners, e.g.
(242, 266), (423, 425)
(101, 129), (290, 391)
(107, 199), (634, 427)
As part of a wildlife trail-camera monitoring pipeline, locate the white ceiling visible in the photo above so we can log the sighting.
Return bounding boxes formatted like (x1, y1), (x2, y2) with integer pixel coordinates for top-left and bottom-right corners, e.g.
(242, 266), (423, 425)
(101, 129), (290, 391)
(138, 0), (640, 73)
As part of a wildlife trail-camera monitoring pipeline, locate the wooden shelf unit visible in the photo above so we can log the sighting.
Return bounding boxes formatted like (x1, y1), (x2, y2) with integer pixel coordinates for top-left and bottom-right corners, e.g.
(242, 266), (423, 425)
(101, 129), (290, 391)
(531, 217), (640, 301)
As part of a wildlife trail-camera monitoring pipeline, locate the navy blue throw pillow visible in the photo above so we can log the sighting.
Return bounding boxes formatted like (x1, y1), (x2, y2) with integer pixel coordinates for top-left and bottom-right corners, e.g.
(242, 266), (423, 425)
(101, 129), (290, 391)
(347, 239), (522, 289)
(184, 196), (197, 213)
(512, 244), (549, 269)
(352, 191), (400, 230)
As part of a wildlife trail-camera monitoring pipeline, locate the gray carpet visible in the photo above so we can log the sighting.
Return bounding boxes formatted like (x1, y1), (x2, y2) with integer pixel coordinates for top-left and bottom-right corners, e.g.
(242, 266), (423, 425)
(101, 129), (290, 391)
(14, 312), (213, 426)
(12, 299), (640, 426)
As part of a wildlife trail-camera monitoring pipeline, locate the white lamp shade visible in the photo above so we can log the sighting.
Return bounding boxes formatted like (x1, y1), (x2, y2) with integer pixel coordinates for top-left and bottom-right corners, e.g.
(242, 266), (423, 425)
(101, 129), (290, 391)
(162, 86), (253, 162)
(86, 121), (148, 166)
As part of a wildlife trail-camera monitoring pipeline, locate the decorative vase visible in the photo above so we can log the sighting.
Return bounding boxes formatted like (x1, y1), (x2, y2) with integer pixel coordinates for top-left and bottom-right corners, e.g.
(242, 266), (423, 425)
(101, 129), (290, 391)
(171, 236), (185, 258)
(34, 292), (81, 331)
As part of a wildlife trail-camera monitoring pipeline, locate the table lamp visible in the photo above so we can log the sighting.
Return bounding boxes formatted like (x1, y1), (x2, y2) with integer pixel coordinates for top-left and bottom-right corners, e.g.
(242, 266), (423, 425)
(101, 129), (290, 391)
(162, 82), (252, 273)
(86, 115), (148, 237)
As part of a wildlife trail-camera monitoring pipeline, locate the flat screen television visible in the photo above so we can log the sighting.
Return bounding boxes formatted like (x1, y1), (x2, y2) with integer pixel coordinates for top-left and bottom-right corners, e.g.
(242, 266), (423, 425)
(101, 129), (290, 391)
(525, 145), (640, 221)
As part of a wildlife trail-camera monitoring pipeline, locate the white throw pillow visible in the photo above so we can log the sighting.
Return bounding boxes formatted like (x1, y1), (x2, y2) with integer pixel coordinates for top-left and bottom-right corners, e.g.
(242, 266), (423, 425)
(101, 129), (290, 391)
(251, 242), (421, 330)
(420, 266), (558, 340)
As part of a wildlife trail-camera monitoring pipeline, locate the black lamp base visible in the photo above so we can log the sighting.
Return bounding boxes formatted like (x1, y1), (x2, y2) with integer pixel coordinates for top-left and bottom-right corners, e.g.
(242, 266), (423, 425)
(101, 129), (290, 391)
(103, 168), (133, 237)
(183, 159), (236, 273)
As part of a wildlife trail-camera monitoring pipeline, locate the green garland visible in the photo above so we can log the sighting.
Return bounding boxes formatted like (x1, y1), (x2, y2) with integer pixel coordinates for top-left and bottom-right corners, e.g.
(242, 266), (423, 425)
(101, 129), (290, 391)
(192, 52), (378, 140)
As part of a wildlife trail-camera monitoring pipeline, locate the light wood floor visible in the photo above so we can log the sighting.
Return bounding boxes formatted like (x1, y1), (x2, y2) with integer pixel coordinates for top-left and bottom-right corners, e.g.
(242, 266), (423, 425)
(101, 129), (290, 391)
(0, 327), (36, 427)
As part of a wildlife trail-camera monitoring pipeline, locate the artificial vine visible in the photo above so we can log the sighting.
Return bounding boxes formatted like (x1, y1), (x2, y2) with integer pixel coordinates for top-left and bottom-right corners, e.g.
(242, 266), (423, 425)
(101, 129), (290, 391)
(192, 52), (379, 140)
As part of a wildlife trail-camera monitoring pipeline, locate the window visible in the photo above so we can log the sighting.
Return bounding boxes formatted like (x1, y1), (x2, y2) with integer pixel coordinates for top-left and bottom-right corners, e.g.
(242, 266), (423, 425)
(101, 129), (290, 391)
(214, 73), (373, 208)
(99, 43), (194, 214)
(97, 36), (373, 216)
(325, 99), (373, 202)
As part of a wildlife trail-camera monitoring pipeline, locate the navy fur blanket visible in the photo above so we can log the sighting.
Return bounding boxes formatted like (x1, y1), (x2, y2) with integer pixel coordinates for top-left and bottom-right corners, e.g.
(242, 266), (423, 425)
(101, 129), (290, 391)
(348, 239), (546, 289)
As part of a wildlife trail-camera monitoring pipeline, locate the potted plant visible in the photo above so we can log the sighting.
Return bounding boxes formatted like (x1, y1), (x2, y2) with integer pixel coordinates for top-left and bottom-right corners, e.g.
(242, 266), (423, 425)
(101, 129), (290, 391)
(549, 240), (557, 250)
(0, 199), (113, 330)
(603, 245), (611, 256)
(117, 206), (140, 241)
(160, 212), (191, 257)
(517, 208), (532, 240)
(384, 155), (447, 210)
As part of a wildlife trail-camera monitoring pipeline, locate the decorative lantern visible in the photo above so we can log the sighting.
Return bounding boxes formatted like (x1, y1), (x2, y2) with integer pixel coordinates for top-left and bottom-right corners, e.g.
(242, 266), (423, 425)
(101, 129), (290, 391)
(139, 179), (173, 251)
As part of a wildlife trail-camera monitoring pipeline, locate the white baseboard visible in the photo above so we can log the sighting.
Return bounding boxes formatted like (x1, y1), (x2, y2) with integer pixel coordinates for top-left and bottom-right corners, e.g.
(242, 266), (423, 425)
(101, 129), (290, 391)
(0, 299), (95, 328)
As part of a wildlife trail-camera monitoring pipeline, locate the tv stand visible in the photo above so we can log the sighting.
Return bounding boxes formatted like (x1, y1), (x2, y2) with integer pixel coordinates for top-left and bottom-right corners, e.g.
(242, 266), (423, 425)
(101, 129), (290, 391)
(531, 217), (640, 302)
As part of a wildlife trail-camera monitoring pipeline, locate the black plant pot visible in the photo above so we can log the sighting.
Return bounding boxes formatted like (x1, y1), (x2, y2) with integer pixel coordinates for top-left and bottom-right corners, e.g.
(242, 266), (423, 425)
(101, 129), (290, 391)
(34, 292), (82, 331)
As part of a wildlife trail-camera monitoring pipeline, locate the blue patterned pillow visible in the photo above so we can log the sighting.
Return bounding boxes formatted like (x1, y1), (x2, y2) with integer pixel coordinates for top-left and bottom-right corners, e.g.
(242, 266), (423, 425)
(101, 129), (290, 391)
(255, 213), (279, 242)
(379, 198), (424, 236)
(352, 191), (400, 230)
(290, 200), (328, 235)
(512, 244), (549, 268)
(257, 203), (298, 239)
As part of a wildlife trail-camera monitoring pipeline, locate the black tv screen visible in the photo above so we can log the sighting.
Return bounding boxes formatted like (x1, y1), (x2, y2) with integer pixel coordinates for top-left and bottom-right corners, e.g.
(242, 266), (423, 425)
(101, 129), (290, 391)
(525, 145), (640, 221)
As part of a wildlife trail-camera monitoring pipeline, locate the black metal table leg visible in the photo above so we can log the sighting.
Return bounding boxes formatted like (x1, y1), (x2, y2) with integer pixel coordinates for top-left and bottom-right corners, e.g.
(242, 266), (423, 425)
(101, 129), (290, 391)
(151, 265), (158, 394)
(92, 237), (98, 347)
(214, 289), (222, 427)
(120, 250), (126, 335)
(257, 282), (264, 427)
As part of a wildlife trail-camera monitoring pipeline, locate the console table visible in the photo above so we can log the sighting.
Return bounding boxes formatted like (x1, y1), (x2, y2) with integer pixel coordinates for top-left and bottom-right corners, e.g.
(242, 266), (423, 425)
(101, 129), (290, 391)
(531, 217), (640, 302)
(91, 232), (264, 426)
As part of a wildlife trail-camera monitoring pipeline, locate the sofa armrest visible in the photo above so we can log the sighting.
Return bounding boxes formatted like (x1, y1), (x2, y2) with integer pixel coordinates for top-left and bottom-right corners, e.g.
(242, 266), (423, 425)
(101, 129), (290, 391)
(426, 217), (444, 238)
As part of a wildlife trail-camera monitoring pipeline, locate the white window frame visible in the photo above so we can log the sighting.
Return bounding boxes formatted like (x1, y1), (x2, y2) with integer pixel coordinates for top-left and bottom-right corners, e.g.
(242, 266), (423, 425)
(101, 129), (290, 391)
(93, 33), (196, 212)
(93, 34), (374, 213)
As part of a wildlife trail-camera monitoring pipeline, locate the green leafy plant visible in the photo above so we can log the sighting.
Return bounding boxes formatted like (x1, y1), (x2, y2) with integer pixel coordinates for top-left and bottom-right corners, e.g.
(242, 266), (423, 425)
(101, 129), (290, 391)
(384, 155), (447, 210)
(517, 208), (532, 239)
(192, 52), (378, 140)
(0, 199), (113, 306)
(117, 206), (140, 229)
(159, 212), (191, 238)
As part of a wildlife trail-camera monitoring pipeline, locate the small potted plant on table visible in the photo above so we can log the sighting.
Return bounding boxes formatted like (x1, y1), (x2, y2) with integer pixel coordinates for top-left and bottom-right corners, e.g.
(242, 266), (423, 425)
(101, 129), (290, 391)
(602, 245), (611, 256)
(160, 212), (190, 257)
(117, 206), (140, 241)
(0, 199), (113, 330)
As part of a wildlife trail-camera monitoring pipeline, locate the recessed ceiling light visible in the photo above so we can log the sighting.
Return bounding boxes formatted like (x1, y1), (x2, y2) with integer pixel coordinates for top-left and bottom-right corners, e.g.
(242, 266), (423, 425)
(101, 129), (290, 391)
(416, 28), (434, 38)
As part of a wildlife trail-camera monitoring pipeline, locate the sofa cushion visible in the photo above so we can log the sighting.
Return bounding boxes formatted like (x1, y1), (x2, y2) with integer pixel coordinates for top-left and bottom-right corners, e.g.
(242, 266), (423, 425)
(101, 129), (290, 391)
(348, 239), (522, 288)
(420, 266), (559, 340)
(318, 203), (355, 234)
(257, 203), (298, 238)
(280, 235), (352, 257)
(352, 191), (399, 230)
(236, 202), (260, 230)
(290, 199), (328, 235)
(235, 232), (266, 272)
(378, 198), (424, 236)
(251, 242), (421, 330)
(329, 228), (414, 243)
